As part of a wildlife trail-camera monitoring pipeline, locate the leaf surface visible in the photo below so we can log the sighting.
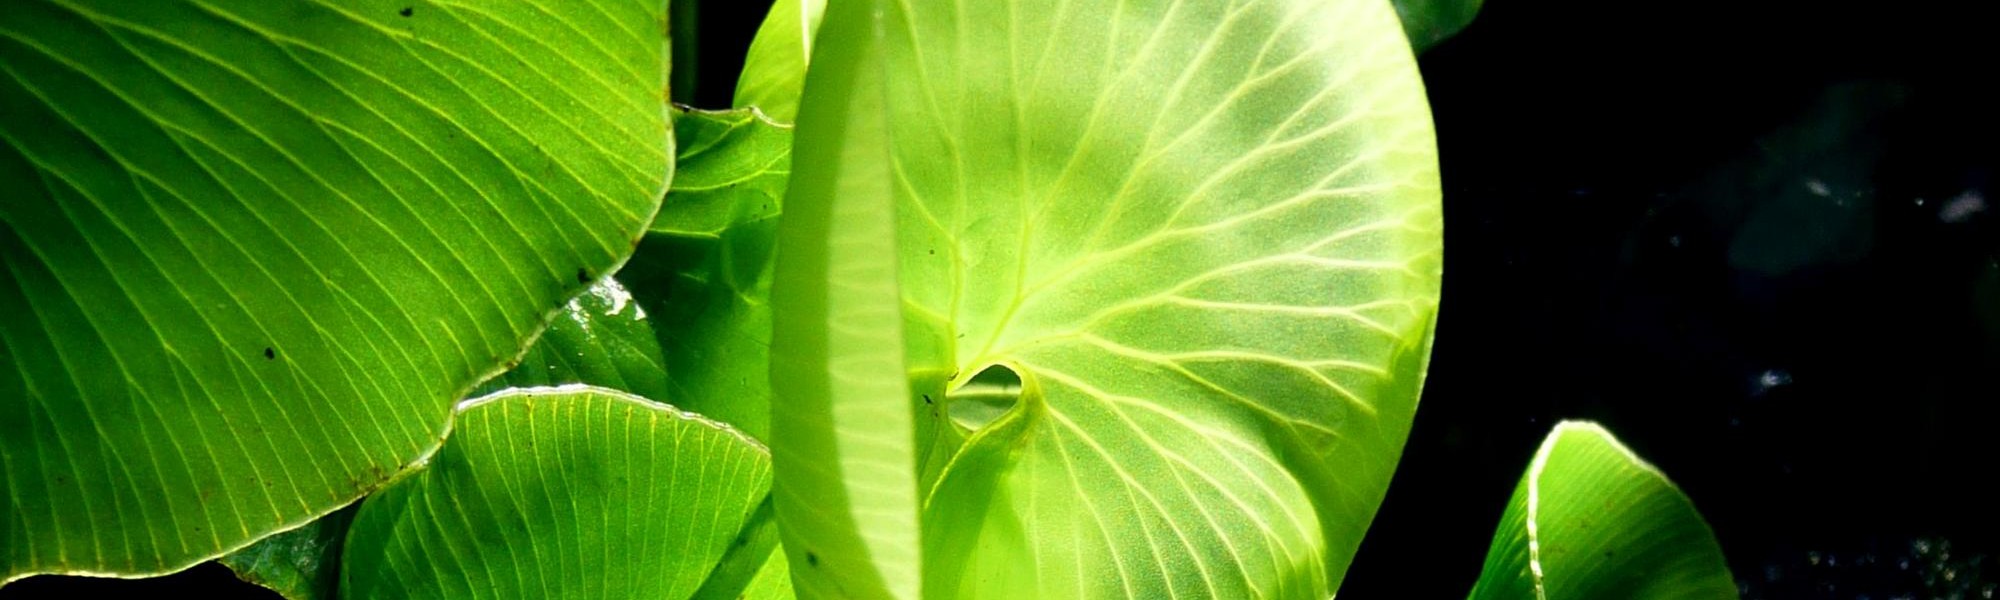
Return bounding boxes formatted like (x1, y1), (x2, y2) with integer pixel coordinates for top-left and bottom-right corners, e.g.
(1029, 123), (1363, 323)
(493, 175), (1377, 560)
(216, 505), (356, 600)
(1468, 422), (1737, 600)
(469, 277), (671, 403)
(0, 0), (670, 581)
(337, 386), (771, 600)
(1390, 0), (1483, 52)
(770, 0), (1443, 597)
(733, 0), (826, 123)
(629, 107), (792, 440)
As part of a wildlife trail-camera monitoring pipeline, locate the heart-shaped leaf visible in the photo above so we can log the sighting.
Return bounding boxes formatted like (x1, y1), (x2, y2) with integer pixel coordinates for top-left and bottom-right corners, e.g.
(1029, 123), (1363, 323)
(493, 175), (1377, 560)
(768, 0), (1443, 597)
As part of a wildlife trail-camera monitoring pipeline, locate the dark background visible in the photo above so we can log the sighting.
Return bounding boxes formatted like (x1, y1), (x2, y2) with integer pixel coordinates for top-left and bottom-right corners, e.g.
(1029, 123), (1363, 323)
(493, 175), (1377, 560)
(7, 0), (1994, 597)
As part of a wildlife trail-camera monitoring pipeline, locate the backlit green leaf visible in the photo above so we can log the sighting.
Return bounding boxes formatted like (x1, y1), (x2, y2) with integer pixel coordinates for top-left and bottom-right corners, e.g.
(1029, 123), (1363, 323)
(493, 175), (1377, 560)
(337, 386), (771, 600)
(0, 0), (670, 581)
(1468, 421), (1737, 600)
(733, 0), (826, 123)
(770, 0), (1442, 597)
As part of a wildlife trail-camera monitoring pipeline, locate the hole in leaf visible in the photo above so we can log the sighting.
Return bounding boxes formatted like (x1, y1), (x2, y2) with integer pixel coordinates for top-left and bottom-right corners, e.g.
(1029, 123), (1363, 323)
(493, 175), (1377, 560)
(946, 363), (1021, 432)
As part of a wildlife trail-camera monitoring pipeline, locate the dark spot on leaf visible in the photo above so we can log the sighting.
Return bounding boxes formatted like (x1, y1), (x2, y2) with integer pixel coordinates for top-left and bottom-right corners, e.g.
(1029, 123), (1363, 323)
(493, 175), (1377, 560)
(398, 7), (413, 17)
(264, 347), (275, 360)
(576, 267), (591, 284)
(806, 552), (819, 567)
(923, 394), (933, 405)
(929, 249), (935, 255)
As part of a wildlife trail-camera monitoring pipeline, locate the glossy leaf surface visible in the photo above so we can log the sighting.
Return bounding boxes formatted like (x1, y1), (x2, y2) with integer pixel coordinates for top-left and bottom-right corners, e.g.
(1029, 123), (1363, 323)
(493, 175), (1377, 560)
(630, 107), (792, 440)
(1391, 0), (1483, 52)
(469, 277), (671, 402)
(0, 0), (670, 581)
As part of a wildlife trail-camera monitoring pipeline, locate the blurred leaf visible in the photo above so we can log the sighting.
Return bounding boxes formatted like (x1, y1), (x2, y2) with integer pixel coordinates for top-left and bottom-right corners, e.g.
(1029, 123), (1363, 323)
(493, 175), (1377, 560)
(1469, 421), (1736, 600)
(672, 0), (700, 104)
(1682, 82), (1908, 276)
(1393, 0), (1483, 52)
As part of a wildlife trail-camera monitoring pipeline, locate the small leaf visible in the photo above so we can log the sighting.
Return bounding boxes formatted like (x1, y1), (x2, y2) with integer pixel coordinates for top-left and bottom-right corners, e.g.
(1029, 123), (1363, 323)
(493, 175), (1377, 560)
(1468, 421), (1737, 600)
(626, 107), (793, 440)
(470, 277), (671, 403)
(734, 0), (827, 123)
(337, 386), (772, 600)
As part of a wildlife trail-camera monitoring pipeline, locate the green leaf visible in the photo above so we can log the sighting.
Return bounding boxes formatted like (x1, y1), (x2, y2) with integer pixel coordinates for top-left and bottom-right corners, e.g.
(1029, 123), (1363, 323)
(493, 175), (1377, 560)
(626, 107), (792, 440)
(670, 0), (699, 104)
(1468, 422), (1737, 600)
(337, 386), (771, 600)
(1391, 0), (1483, 52)
(733, 0), (826, 123)
(0, 0), (670, 582)
(689, 497), (791, 600)
(770, 0), (1442, 598)
(768, 3), (923, 594)
(469, 277), (672, 403)
(217, 505), (357, 600)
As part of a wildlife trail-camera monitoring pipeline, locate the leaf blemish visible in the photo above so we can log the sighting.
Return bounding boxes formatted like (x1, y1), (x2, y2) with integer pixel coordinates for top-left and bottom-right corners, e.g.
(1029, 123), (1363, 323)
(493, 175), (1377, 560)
(398, 6), (412, 17)
(806, 551), (819, 567)
(923, 394), (933, 405)
(263, 347), (275, 360)
(576, 267), (590, 284)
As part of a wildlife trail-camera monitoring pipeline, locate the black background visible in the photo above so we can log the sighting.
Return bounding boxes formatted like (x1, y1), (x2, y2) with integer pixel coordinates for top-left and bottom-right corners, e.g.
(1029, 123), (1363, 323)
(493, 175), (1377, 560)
(7, 0), (1994, 597)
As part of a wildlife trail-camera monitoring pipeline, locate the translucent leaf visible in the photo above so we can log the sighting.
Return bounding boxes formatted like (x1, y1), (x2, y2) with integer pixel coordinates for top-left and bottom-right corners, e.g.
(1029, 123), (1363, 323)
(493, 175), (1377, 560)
(337, 386), (771, 600)
(733, 0), (826, 123)
(769, 0), (1443, 597)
